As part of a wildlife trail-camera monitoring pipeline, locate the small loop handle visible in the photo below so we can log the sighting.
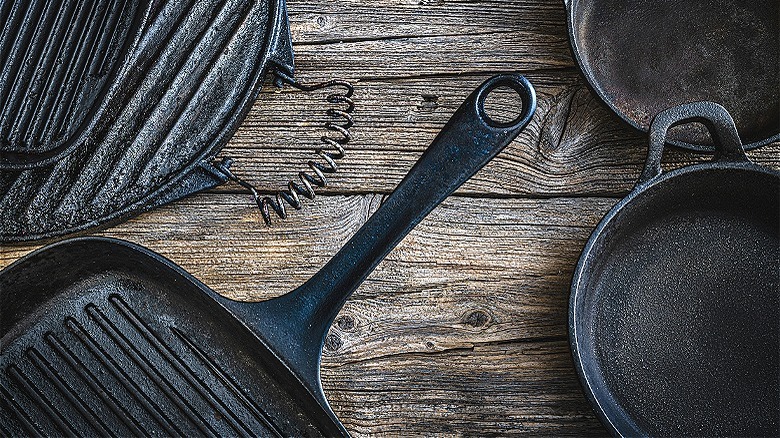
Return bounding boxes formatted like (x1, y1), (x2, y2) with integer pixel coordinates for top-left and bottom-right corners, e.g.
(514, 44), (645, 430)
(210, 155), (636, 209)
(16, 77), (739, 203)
(638, 101), (749, 185)
(475, 74), (536, 131)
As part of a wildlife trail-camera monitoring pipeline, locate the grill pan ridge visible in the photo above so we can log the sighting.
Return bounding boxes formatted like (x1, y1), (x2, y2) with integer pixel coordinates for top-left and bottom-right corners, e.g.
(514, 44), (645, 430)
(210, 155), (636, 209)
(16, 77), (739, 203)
(0, 0), (296, 241)
(0, 239), (332, 436)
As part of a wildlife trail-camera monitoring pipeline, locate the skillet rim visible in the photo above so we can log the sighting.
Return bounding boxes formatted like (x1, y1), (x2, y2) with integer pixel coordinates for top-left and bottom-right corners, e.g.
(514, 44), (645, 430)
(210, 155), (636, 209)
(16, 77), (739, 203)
(563, 0), (780, 152)
(568, 159), (780, 436)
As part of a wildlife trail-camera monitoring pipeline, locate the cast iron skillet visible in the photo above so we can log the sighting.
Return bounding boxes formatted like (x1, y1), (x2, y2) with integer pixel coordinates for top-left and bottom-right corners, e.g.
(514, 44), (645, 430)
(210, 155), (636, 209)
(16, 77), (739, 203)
(570, 101), (779, 436)
(0, 0), (295, 241)
(565, 0), (779, 151)
(0, 74), (537, 436)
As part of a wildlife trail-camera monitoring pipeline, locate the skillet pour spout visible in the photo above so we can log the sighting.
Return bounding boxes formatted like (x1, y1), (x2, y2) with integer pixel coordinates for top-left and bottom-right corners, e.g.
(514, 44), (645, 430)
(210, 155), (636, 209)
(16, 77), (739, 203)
(570, 101), (779, 437)
(0, 75), (536, 436)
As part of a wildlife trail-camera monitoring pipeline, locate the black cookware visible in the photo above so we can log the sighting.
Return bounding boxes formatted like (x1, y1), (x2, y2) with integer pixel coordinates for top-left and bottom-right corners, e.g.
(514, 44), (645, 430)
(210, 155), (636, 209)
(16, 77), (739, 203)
(565, 0), (779, 151)
(0, 0), (351, 241)
(0, 74), (537, 436)
(569, 101), (779, 436)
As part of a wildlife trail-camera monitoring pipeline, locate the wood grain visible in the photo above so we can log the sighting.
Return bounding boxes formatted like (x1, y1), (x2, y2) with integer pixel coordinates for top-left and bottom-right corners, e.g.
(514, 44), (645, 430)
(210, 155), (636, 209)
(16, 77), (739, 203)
(2, 0), (778, 435)
(222, 73), (779, 198)
(1, 194), (613, 435)
(322, 341), (605, 435)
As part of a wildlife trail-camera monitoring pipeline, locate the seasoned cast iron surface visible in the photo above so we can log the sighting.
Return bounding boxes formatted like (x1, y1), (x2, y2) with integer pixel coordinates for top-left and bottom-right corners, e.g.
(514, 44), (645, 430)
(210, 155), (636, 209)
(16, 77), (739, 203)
(0, 0), (145, 164)
(573, 167), (779, 436)
(568, 0), (780, 150)
(0, 240), (336, 436)
(0, 75), (538, 436)
(0, 0), (291, 241)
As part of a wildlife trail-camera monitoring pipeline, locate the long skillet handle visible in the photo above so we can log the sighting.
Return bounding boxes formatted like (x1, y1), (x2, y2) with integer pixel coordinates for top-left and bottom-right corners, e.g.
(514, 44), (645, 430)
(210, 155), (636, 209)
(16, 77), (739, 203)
(295, 74), (536, 335)
(232, 74), (535, 397)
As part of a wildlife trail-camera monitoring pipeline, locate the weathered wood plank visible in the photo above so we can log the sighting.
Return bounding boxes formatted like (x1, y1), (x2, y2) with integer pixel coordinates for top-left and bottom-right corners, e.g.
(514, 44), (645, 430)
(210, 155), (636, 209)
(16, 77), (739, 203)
(322, 341), (605, 436)
(285, 0), (574, 77)
(287, 0), (567, 44)
(221, 73), (780, 199)
(1, 193), (612, 434)
(289, 34), (573, 79)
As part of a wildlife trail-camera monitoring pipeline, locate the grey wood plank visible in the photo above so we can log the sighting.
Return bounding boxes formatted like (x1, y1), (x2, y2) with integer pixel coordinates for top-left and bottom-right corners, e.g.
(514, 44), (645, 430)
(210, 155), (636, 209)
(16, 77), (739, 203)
(321, 341), (606, 436)
(1, 193), (612, 434)
(219, 73), (780, 200)
(287, 0), (567, 45)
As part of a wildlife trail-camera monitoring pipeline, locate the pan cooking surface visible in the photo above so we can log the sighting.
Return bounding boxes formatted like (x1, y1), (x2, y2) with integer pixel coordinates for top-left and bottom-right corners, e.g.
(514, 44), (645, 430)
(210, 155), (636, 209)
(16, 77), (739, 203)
(568, 0), (779, 150)
(0, 0), (292, 241)
(0, 0), (146, 161)
(573, 167), (779, 435)
(0, 241), (336, 437)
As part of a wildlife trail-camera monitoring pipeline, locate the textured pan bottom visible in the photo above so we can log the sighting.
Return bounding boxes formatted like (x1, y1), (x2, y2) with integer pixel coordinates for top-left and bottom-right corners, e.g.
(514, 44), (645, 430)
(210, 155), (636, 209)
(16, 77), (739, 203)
(574, 168), (779, 436)
(0, 246), (329, 437)
(0, 0), (287, 241)
(569, 0), (779, 149)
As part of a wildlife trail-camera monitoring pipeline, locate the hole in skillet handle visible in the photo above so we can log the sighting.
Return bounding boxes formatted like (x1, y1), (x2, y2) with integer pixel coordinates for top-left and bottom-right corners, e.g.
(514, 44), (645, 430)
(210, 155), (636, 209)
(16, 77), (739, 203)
(476, 75), (535, 130)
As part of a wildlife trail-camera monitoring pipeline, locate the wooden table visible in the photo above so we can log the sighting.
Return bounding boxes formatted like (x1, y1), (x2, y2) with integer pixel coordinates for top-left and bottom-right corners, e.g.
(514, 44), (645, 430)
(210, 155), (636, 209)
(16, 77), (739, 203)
(2, 0), (778, 435)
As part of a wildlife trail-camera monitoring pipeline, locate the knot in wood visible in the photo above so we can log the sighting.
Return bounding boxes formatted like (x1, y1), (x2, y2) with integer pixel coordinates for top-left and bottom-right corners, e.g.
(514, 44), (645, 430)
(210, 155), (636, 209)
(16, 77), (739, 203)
(324, 332), (343, 352)
(335, 314), (356, 331)
(418, 94), (439, 111)
(463, 309), (491, 328)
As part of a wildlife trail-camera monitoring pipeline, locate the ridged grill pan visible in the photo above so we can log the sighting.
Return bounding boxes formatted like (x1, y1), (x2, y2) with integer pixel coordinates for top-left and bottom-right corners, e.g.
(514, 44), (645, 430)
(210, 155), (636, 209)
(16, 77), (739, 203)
(0, 0), (294, 241)
(1, 75), (537, 436)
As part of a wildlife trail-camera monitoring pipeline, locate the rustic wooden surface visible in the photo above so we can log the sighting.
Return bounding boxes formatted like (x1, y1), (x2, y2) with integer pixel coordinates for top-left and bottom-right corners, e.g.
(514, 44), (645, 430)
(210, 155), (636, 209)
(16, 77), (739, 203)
(2, 0), (778, 435)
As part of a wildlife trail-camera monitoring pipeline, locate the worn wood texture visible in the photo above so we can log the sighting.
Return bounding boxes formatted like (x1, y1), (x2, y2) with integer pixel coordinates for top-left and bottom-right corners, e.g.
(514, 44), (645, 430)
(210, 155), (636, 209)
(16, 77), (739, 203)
(1, 194), (613, 435)
(2, 0), (778, 435)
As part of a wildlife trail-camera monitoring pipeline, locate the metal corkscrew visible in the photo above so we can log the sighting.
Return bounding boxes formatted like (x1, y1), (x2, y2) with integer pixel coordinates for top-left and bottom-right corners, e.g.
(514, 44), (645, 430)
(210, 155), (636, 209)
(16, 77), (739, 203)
(215, 71), (355, 225)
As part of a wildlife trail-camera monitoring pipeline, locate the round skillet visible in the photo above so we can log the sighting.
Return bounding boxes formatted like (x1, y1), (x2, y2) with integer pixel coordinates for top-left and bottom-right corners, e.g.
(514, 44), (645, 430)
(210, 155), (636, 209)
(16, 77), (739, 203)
(565, 0), (779, 151)
(570, 102), (779, 436)
(0, 0), (296, 241)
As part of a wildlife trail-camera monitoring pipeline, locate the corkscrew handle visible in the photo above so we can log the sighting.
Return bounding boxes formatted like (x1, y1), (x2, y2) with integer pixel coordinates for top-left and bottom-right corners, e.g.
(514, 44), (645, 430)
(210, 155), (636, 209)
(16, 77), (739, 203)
(214, 73), (354, 225)
(293, 74), (536, 336)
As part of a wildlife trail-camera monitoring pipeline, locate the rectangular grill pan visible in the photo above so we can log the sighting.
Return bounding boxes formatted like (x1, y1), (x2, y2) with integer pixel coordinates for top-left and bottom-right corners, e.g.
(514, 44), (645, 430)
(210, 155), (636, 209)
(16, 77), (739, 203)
(0, 75), (537, 436)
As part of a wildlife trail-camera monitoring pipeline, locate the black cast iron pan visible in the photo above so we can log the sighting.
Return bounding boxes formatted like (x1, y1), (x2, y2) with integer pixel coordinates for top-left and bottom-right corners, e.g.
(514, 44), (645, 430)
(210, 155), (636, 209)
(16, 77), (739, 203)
(565, 0), (779, 151)
(570, 101), (779, 436)
(0, 0), (335, 242)
(0, 74), (537, 436)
